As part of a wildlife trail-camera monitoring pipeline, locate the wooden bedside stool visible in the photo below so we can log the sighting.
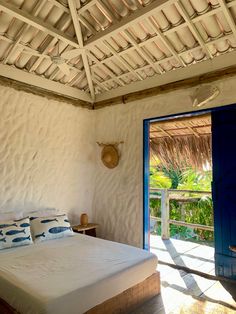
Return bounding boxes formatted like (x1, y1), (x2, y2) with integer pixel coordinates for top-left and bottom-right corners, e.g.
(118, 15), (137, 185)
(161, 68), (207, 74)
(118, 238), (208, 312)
(72, 223), (99, 237)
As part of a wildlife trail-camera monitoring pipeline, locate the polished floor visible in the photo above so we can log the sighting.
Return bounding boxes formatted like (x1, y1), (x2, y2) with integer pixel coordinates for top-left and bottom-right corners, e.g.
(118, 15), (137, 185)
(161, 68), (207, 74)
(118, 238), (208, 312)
(132, 236), (236, 313)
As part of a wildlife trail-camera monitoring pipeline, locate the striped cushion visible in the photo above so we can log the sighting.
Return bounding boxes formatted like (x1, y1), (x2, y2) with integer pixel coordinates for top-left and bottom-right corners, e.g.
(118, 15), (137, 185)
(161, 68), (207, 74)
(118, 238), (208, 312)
(30, 214), (74, 243)
(0, 217), (33, 250)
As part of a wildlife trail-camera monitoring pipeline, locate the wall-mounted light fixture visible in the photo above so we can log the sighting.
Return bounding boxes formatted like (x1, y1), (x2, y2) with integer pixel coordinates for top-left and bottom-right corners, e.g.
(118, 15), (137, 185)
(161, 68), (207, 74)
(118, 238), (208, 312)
(192, 85), (220, 107)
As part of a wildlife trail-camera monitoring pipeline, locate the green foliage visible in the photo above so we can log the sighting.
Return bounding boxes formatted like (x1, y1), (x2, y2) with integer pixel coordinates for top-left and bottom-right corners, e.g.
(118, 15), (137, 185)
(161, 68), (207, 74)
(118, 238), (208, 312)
(150, 199), (161, 217)
(184, 196), (214, 241)
(162, 167), (182, 189)
(149, 166), (171, 188)
(150, 166), (214, 242)
(178, 168), (212, 191)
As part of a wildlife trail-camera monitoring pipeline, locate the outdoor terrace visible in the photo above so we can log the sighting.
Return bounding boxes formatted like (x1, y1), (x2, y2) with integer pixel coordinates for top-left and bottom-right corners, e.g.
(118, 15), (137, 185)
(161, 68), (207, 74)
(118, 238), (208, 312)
(132, 235), (236, 314)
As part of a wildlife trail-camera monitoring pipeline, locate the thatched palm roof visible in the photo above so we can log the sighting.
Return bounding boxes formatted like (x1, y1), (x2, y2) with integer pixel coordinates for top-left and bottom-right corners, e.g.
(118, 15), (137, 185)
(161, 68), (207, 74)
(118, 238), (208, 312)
(150, 114), (211, 171)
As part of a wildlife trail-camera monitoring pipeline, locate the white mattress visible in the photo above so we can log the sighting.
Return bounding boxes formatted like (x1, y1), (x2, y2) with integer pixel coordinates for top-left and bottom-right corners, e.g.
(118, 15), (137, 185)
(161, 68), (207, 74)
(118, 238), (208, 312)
(0, 234), (157, 314)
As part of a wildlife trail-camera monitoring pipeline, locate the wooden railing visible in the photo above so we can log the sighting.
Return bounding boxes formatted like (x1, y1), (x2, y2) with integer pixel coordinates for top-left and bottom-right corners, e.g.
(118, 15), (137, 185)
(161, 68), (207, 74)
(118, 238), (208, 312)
(150, 188), (213, 240)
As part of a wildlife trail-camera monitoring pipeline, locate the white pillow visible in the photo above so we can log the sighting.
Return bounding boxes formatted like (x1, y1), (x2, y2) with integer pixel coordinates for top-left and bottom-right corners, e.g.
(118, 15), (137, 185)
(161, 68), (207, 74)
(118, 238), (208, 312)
(30, 214), (74, 243)
(0, 217), (33, 250)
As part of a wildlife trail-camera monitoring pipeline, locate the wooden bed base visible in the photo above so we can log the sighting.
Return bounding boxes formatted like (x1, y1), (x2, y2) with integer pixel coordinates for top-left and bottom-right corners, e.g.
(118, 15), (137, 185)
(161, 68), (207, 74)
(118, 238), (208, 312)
(0, 271), (160, 314)
(86, 271), (160, 314)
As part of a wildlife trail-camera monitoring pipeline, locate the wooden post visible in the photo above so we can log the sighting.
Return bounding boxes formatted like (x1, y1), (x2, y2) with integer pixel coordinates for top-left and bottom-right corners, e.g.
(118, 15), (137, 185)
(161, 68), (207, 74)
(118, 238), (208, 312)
(161, 189), (170, 240)
(180, 203), (186, 221)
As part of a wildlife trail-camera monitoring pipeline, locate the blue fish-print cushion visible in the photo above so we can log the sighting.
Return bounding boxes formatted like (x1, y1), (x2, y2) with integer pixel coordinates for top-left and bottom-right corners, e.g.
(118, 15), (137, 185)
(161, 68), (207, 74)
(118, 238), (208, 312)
(30, 214), (74, 243)
(0, 217), (33, 250)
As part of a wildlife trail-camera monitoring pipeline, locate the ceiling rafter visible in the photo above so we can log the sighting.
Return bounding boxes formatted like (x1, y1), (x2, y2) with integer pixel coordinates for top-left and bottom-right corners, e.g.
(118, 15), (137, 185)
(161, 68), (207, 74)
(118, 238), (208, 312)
(103, 40), (143, 81)
(1, 37), (86, 94)
(0, 64), (91, 102)
(91, 72), (109, 92)
(67, 71), (85, 87)
(0, 0), (79, 49)
(68, 0), (95, 101)
(47, 0), (70, 13)
(89, 30), (234, 85)
(23, 48), (82, 73)
(78, 0), (98, 14)
(87, 51), (125, 87)
(84, 0), (175, 49)
(123, 30), (164, 74)
(28, 17), (72, 73)
(146, 17), (186, 68)
(95, 49), (236, 102)
(175, 1), (213, 59)
(157, 126), (173, 139)
(3, 0), (47, 65)
(77, 15), (96, 36)
(96, 0), (116, 22)
(218, 0), (236, 40)
(187, 126), (200, 138)
(0, 35), (83, 77)
(1, 0), (236, 104)
(80, 2), (230, 45)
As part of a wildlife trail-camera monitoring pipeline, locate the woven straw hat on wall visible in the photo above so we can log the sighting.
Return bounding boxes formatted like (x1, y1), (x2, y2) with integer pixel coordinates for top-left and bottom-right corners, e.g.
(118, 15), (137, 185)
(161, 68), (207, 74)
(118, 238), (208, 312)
(101, 145), (119, 169)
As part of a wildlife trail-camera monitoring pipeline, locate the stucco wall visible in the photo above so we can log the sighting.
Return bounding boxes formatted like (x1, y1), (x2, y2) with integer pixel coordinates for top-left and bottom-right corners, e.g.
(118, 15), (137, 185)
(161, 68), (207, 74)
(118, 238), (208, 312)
(0, 85), (95, 224)
(93, 77), (236, 248)
(1, 75), (236, 248)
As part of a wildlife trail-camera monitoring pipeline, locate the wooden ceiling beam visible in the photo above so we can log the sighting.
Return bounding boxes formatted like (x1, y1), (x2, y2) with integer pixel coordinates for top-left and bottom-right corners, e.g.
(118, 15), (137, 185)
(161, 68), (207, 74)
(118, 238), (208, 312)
(103, 40), (143, 81)
(157, 126), (173, 139)
(123, 30), (163, 74)
(47, 0), (70, 13)
(0, 64), (91, 102)
(95, 50), (236, 104)
(87, 51), (125, 87)
(78, 0), (97, 14)
(0, 0), (80, 49)
(68, 0), (95, 101)
(218, 0), (236, 41)
(94, 63), (236, 108)
(3, 0), (47, 65)
(175, 1), (213, 59)
(187, 126), (200, 138)
(84, 0), (175, 49)
(146, 17), (186, 68)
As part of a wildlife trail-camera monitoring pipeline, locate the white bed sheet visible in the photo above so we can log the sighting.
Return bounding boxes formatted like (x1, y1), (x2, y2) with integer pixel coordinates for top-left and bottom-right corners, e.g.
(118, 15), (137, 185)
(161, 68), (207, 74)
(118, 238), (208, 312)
(0, 234), (157, 314)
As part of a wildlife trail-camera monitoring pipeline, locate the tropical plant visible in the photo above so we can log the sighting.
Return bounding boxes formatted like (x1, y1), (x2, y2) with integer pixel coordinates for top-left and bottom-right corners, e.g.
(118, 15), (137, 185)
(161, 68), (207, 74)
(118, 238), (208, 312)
(149, 166), (214, 242)
(177, 168), (212, 191)
(149, 166), (171, 188)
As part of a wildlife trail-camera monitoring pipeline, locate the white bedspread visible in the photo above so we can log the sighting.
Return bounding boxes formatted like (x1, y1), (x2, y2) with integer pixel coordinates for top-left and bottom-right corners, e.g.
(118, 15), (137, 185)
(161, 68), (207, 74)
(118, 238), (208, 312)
(0, 234), (157, 314)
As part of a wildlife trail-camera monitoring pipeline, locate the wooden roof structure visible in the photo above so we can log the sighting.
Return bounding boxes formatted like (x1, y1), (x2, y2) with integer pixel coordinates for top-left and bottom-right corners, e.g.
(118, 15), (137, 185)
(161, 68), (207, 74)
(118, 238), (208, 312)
(150, 114), (212, 170)
(1, 0), (236, 106)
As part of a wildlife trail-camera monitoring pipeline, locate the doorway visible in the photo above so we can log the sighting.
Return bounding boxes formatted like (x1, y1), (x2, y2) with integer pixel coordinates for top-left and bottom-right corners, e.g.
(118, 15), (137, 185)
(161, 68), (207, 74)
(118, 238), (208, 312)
(143, 105), (236, 284)
(149, 112), (213, 275)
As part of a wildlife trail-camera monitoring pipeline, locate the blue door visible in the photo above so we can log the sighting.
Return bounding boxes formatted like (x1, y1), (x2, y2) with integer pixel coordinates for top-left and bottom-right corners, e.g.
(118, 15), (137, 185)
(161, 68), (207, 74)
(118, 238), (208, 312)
(212, 107), (236, 280)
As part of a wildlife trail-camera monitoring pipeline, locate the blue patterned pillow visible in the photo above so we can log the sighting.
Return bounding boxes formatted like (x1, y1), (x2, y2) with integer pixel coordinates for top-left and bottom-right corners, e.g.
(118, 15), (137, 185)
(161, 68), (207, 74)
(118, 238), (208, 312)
(30, 214), (74, 243)
(0, 217), (33, 250)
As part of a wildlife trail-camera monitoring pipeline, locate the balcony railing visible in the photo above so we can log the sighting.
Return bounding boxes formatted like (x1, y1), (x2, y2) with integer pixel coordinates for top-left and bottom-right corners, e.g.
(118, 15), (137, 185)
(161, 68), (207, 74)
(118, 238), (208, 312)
(150, 188), (213, 240)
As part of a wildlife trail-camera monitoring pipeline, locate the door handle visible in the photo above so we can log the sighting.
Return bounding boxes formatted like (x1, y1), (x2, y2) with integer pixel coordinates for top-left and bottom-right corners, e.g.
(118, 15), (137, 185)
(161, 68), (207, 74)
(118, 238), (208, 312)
(229, 245), (236, 253)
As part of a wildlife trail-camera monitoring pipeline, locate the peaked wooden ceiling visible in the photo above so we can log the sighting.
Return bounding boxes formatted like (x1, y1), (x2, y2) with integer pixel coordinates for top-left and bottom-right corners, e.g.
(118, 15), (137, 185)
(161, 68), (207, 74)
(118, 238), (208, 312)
(0, 0), (236, 105)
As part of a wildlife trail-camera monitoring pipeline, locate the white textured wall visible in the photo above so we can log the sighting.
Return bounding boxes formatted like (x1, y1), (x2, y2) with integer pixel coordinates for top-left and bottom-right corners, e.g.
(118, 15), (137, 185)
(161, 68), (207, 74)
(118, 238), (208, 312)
(93, 76), (236, 248)
(0, 85), (95, 224)
(2, 75), (236, 248)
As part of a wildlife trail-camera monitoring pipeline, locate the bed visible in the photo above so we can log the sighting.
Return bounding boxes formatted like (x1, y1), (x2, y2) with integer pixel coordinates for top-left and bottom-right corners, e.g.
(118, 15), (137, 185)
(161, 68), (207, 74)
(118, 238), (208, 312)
(0, 234), (160, 314)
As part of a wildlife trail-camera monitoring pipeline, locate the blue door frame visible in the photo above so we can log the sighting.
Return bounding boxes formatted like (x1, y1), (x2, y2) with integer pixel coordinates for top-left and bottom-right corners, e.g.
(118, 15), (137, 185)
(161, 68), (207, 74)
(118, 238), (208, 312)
(143, 104), (236, 252)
